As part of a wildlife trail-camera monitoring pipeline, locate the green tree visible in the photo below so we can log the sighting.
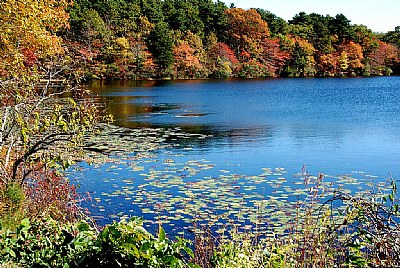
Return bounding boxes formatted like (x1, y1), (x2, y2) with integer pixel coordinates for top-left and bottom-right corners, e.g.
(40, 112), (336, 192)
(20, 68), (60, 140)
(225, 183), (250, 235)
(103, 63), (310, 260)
(287, 24), (313, 40)
(162, 0), (205, 36)
(284, 38), (316, 77)
(329, 13), (355, 44)
(80, 9), (110, 49)
(148, 22), (174, 76)
(290, 13), (333, 54)
(256, 8), (288, 36)
(70, 0), (141, 37)
(382, 26), (400, 48)
(353, 24), (379, 55)
(136, 0), (164, 24)
(197, 0), (228, 40)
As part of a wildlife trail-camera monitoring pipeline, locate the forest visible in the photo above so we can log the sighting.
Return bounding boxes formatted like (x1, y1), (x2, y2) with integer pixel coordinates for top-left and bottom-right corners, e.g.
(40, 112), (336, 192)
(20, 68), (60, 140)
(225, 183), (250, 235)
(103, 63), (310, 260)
(61, 0), (400, 80)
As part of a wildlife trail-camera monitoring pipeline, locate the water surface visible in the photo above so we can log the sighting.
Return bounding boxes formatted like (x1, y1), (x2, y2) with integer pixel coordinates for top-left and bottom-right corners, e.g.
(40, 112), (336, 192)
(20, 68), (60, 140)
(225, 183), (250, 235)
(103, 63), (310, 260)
(73, 77), (400, 231)
(89, 77), (400, 177)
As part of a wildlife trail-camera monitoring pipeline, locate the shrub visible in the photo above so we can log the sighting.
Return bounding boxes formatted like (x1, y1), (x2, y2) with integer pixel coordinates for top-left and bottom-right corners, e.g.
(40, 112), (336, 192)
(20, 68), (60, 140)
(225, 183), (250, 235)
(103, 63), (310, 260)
(0, 217), (194, 268)
(83, 217), (194, 267)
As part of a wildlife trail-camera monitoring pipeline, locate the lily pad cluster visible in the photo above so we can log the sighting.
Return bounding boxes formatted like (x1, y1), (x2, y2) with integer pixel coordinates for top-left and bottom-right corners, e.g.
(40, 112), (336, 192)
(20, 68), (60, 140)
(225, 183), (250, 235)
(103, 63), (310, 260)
(70, 124), (393, 236)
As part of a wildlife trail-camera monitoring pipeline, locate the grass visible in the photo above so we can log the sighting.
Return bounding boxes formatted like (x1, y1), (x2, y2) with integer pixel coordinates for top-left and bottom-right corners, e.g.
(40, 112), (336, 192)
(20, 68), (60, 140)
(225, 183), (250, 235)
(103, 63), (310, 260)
(0, 183), (27, 231)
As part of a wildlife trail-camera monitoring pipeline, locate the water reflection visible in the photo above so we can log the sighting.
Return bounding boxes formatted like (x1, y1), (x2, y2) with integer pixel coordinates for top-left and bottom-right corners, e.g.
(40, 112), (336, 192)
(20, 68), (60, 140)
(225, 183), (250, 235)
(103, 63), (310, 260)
(89, 80), (277, 148)
(88, 77), (400, 177)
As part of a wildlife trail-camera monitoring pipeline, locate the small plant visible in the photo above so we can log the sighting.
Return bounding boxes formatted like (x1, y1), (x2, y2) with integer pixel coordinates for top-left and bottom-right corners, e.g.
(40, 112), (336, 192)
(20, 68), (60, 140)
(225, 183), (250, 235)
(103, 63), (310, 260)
(0, 183), (27, 230)
(24, 170), (82, 223)
(333, 178), (400, 267)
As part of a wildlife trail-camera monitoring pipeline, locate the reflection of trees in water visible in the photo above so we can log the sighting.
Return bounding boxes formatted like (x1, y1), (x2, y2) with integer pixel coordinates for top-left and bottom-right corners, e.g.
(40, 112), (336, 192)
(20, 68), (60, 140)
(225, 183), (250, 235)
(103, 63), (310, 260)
(87, 79), (353, 152)
(90, 83), (276, 150)
(115, 123), (275, 151)
(99, 96), (179, 128)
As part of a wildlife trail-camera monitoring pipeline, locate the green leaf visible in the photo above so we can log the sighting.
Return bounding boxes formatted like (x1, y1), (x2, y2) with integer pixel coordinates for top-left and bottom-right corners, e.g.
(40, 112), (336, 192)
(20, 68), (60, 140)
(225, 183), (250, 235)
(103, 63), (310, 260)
(21, 127), (28, 143)
(8, 248), (16, 258)
(158, 226), (166, 241)
(188, 263), (202, 268)
(78, 222), (90, 232)
(20, 218), (30, 228)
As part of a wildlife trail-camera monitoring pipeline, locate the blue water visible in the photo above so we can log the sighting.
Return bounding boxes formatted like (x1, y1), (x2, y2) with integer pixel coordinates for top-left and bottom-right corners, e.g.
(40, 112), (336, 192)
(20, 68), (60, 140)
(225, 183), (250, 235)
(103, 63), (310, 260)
(72, 77), (400, 231)
(89, 77), (400, 178)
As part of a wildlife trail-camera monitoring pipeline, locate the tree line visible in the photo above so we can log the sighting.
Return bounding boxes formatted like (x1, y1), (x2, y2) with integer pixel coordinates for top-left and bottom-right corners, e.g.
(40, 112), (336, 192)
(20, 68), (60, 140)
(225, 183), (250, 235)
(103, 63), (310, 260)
(63, 0), (400, 79)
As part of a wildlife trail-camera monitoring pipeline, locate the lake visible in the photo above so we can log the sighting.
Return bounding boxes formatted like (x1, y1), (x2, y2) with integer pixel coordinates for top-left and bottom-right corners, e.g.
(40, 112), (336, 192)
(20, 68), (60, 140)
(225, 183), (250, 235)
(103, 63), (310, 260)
(71, 77), (400, 234)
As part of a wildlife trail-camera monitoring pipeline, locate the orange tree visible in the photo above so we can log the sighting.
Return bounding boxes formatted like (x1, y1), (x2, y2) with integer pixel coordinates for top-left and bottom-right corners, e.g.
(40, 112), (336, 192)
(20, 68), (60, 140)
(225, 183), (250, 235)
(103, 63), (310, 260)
(224, 8), (270, 61)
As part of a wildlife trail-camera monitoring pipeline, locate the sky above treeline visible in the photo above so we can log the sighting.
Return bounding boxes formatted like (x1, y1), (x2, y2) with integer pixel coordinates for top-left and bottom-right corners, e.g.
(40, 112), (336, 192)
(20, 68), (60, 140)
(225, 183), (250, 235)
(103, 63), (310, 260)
(222, 0), (399, 33)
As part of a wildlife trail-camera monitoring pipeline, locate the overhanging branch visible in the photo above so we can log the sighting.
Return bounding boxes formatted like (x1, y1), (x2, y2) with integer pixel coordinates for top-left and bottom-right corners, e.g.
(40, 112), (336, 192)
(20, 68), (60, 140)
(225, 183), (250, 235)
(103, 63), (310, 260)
(12, 132), (75, 183)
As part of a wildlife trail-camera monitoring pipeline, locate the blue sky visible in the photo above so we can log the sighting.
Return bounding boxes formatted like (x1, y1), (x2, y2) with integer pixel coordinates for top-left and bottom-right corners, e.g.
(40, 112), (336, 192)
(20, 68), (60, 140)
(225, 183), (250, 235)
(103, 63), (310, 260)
(222, 0), (399, 33)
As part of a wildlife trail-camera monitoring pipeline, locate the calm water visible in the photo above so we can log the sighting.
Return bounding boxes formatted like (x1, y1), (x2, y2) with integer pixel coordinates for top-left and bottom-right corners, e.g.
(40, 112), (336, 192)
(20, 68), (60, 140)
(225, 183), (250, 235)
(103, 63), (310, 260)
(89, 77), (400, 177)
(73, 77), (400, 231)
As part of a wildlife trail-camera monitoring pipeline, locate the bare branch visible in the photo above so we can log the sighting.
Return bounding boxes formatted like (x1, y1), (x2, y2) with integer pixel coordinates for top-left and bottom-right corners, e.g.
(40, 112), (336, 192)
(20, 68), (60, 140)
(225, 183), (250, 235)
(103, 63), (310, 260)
(0, 106), (10, 144)
(5, 135), (15, 169)
(12, 132), (74, 183)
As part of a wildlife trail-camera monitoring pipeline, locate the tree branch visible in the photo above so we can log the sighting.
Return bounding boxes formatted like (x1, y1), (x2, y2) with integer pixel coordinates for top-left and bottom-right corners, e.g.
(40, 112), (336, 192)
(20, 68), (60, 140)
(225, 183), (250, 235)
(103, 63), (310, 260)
(12, 132), (74, 183)
(0, 106), (10, 144)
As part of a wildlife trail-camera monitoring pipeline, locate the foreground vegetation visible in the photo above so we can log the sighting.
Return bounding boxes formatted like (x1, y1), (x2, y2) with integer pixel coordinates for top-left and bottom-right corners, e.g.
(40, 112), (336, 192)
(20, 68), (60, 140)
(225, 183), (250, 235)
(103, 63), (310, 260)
(1, 0), (400, 267)
(1, 174), (400, 267)
(0, 215), (192, 267)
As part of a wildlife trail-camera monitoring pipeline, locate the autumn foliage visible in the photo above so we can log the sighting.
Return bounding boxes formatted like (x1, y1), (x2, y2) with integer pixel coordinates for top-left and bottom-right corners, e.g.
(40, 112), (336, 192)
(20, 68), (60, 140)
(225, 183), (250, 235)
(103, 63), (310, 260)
(59, 1), (400, 79)
(0, 0), (399, 80)
(207, 42), (238, 78)
(0, 0), (99, 226)
(0, 0), (71, 76)
(368, 40), (400, 75)
(225, 8), (270, 58)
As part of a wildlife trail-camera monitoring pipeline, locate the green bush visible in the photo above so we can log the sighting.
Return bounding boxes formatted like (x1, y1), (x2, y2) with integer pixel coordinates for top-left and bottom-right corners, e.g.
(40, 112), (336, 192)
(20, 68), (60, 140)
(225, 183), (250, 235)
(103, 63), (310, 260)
(0, 217), (194, 268)
(85, 218), (194, 267)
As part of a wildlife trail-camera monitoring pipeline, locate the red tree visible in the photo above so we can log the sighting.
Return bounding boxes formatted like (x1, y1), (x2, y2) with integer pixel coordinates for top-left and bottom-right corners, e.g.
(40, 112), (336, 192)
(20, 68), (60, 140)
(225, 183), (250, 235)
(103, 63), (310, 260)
(207, 42), (238, 78)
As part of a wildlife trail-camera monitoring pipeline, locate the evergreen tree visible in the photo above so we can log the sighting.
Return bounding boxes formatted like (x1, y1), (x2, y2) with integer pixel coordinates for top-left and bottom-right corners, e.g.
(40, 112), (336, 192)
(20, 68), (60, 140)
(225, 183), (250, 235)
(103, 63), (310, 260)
(148, 22), (174, 76)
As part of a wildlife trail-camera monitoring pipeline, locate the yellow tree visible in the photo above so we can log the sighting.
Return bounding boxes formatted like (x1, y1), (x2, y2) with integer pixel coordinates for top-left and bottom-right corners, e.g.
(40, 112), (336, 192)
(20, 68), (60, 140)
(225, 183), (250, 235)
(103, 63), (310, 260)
(0, 0), (100, 189)
(318, 53), (339, 76)
(173, 31), (206, 78)
(339, 51), (349, 72)
(340, 41), (364, 74)
(0, 0), (70, 76)
(285, 37), (316, 77)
